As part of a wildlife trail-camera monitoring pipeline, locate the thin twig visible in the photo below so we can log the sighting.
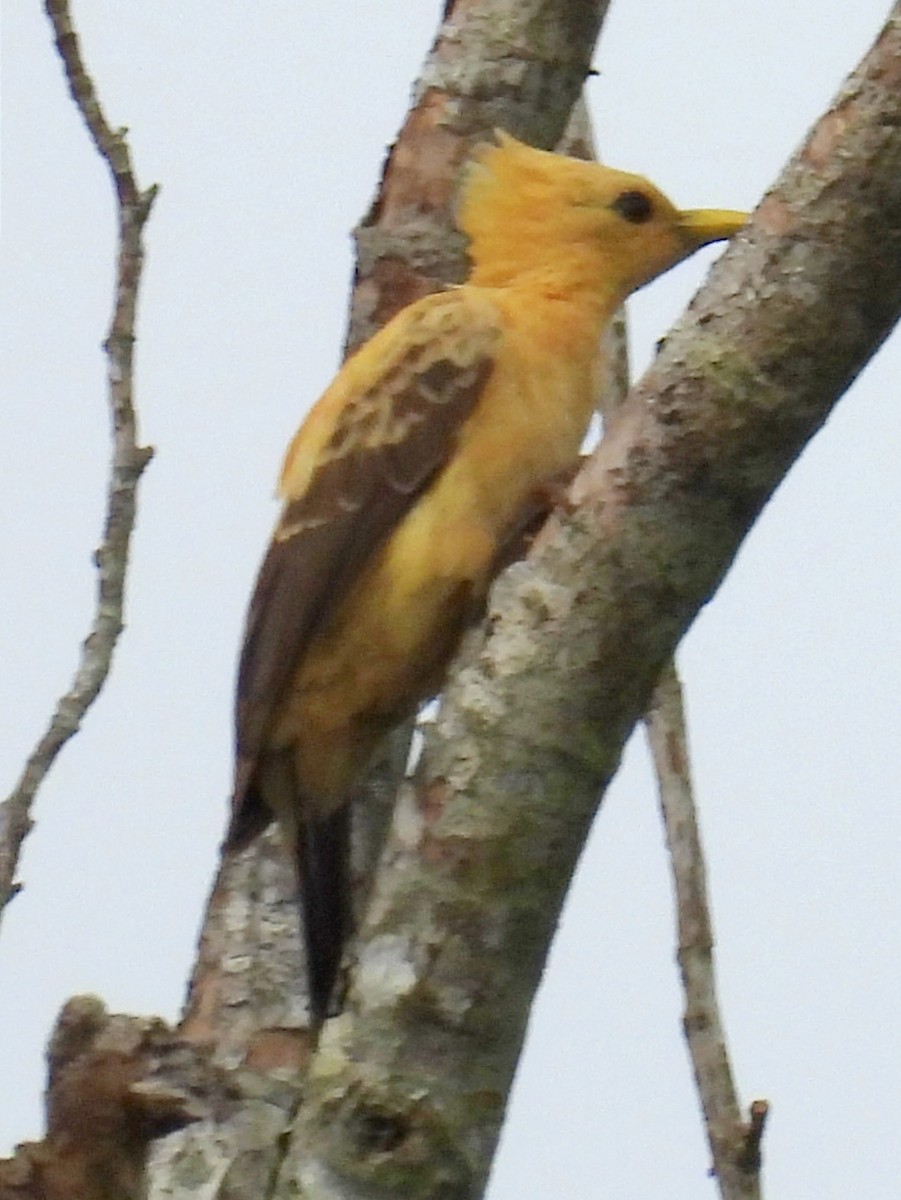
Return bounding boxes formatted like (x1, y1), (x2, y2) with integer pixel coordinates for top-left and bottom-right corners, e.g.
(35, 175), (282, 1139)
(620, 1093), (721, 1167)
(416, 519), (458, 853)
(0, 0), (157, 926)
(574, 115), (766, 1189)
(645, 666), (767, 1199)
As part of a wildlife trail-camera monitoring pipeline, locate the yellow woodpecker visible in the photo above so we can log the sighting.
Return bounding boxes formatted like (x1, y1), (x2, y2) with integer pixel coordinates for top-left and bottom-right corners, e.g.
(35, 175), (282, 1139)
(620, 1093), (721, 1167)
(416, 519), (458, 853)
(225, 132), (746, 1021)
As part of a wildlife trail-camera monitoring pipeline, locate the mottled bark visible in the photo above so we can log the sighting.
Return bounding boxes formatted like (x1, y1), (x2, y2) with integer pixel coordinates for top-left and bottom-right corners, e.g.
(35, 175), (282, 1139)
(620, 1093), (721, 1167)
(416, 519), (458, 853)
(0, 997), (223, 1200)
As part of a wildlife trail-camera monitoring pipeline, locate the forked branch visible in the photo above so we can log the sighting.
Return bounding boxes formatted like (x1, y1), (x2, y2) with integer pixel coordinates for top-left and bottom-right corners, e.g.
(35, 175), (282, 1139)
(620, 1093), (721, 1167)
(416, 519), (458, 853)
(0, 0), (157, 927)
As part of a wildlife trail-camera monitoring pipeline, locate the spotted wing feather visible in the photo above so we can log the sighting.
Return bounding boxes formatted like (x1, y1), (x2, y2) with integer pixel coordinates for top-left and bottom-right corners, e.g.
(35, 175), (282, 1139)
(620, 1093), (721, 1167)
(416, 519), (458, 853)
(227, 294), (500, 844)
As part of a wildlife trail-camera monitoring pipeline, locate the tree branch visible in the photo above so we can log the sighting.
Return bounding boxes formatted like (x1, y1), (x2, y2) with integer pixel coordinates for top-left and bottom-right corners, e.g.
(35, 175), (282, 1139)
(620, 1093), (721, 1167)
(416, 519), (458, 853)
(581, 110), (759, 1198)
(646, 667), (766, 1199)
(0, 0), (156, 926)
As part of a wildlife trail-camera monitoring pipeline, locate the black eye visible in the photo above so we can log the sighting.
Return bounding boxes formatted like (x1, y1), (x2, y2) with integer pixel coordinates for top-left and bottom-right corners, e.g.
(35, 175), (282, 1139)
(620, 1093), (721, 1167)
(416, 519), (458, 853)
(611, 190), (653, 224)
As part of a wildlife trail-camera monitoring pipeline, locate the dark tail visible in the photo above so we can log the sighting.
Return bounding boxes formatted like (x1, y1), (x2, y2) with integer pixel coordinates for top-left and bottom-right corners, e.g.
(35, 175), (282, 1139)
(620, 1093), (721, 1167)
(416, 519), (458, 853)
(298, 805), (352, 1024)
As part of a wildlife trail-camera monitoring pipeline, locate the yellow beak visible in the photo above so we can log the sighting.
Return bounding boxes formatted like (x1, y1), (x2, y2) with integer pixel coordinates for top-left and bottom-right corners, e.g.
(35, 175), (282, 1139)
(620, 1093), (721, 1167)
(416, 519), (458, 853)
(677, 208), (748, 249)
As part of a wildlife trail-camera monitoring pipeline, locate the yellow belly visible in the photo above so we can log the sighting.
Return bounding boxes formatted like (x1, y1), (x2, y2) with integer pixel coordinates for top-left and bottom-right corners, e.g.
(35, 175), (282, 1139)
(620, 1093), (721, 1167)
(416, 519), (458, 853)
(268, 470), (497, 802)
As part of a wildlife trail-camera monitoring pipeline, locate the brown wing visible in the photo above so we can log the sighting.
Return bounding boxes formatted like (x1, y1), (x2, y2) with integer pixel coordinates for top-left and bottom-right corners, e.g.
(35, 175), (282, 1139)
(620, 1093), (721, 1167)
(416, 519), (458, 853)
(227, 293), (501, 844)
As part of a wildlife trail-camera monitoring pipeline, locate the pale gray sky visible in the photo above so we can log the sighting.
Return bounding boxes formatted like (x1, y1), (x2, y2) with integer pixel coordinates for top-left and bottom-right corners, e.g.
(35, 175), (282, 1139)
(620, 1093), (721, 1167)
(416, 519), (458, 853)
(2, 4), (899, 1196)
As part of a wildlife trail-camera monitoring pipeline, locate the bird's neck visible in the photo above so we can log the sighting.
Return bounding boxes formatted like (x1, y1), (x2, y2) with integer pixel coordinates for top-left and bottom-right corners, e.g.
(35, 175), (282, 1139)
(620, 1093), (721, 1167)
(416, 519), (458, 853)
(474, 261), (622, 361)
(471, 258), (622, 329)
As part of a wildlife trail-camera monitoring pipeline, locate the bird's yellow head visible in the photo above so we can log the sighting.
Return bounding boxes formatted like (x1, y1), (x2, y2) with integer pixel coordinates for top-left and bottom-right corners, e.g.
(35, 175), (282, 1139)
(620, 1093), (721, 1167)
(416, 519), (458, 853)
(458, 132), (746, 302)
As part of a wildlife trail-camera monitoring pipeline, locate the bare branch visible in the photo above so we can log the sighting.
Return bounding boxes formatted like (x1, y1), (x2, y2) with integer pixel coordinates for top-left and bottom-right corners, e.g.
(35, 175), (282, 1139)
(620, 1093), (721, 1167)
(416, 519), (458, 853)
(575, 111), (758, 1196)
(586, 146), (761, 1196)
(646, 667), (767, 1199)
(0, 0), (156, 926)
